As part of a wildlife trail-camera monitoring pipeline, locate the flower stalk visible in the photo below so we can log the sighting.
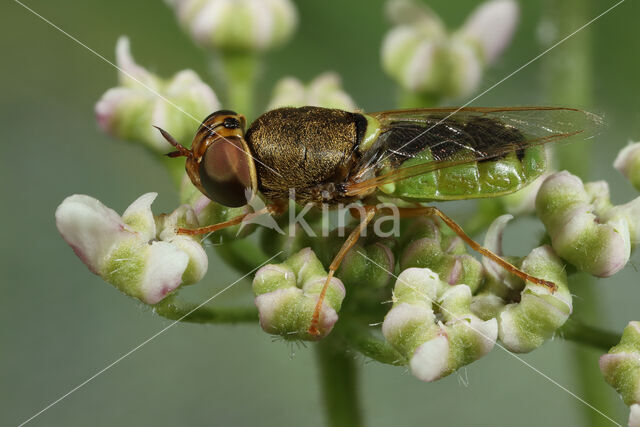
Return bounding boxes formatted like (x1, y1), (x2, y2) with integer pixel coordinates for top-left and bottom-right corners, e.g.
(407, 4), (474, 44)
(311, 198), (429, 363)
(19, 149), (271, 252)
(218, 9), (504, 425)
(316, 335), (364, 427)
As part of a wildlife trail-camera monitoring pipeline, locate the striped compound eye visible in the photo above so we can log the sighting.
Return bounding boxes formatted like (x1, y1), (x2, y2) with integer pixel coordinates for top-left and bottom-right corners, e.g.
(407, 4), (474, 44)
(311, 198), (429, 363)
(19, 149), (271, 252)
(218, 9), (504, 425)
(198, 136), (256, 207)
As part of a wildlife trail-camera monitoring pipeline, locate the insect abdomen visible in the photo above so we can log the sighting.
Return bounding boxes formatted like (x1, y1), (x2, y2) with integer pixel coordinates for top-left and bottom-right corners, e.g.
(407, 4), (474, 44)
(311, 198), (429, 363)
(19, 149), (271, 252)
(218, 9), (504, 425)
(379, 146), (547, 201)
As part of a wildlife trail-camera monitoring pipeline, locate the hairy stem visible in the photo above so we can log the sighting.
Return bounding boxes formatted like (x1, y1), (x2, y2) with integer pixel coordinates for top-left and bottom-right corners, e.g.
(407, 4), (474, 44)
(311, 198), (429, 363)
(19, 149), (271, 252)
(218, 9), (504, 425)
(316, 336), (363, 427)
(342, 322), (406, 366)
(153, 294), (258, 324)
(560, 319), (621, 352)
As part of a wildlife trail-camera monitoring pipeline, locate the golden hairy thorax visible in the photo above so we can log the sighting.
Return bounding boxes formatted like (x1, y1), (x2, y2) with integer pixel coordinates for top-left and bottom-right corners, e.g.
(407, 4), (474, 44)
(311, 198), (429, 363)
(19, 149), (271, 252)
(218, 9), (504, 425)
(245, 106), (368, 204)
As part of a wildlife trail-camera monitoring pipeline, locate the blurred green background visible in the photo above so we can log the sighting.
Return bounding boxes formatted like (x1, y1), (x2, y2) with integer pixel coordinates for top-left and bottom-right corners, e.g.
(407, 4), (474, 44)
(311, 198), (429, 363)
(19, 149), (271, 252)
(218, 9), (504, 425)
(2, 0), (639, 425)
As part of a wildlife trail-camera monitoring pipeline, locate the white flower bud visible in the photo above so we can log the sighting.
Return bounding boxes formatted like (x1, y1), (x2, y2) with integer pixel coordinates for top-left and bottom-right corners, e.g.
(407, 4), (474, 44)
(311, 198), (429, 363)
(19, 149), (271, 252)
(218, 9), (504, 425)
(382, 268), (497, 382)
(56, 193), (207, 304)
(167, 0), (298, 53)
(458, 0), (519, 64)
(253, 248), (345, 340)
(381, 0), (517, 99)
(95, 37), (220, 153)
(536, 171), (635, 277)
(267, 73), (357, 111)
(614, 141), (640, 192)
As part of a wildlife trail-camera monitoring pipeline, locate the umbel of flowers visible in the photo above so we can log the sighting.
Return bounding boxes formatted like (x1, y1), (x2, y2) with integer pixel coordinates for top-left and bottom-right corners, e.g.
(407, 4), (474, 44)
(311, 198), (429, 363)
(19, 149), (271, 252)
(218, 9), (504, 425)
(55, 0), (640, 399)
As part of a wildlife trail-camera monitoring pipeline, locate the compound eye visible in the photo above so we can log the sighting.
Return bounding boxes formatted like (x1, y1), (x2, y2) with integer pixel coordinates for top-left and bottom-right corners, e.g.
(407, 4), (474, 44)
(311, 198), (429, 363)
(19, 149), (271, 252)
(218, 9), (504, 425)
(198, 137), (255, 207)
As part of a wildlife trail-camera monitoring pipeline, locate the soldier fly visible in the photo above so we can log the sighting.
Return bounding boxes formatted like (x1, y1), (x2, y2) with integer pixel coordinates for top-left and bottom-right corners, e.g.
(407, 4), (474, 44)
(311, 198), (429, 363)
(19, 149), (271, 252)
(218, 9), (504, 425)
(157, 106), (597, 336)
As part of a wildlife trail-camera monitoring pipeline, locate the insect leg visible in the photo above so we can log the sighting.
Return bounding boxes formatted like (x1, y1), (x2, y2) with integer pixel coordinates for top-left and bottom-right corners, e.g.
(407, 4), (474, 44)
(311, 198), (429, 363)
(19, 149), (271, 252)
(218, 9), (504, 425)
(177, 204), (282, 236)
(393, 206), (558, 293)
(308, 206), (377, 336)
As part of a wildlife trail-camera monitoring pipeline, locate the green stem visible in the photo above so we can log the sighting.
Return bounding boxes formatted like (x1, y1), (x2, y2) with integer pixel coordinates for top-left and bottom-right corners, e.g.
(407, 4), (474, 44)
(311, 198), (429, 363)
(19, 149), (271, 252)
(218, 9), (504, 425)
(214, 52), (260, 119)
(214, 239), (270, 273)
(153, 294), (258, 324)
(542, 0), (616, 424)
(397, 90), (439, 110)
(560, 319), (621, 352)
(565, 277), (618, 426)
(315, 336), (363, 427)
(342, 322), (406, 366)
(542, 0), (593, 179)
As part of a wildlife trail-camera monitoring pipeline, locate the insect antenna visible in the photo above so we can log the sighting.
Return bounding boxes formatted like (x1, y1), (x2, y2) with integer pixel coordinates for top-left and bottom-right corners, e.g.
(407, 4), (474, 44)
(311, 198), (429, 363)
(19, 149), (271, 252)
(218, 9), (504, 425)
(153, 125), (193, 158)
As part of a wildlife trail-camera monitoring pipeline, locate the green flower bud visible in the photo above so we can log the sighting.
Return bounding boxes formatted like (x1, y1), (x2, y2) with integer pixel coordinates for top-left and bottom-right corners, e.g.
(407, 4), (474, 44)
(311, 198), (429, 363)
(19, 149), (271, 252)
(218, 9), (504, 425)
(253, 248), (345, 340)
(614, 142), (640, 192)
(338, 241), (395, 291)
(600, 321), (640, 407)
(382, 268), (497, 382)
(497, 246), (572, 352)
(400, 217), (484, 292)
(536, 171), (635, 277)
(56, 193), (207, 304)
(480, 215), (572, 352)
(167, 0), (297, 53)
(95, 37), (220, 154)
(267, 73), (357, 111)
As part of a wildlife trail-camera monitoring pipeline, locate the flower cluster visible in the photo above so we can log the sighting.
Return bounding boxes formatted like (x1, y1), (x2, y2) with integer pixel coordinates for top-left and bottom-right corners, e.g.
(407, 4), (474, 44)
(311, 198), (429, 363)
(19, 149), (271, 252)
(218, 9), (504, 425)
(56, 193), (207, 304)
(96, 37), (219, 155)
(382, 268), (497, 382)
(600, 322), (640, 427)
(253, 248), (345, 339)
(476, 215), (572, 352)
(381, 0), (518, 99)
(536, 171), (640, 277)
(165, 0), (298, 53)
(55, 0), (640, 401)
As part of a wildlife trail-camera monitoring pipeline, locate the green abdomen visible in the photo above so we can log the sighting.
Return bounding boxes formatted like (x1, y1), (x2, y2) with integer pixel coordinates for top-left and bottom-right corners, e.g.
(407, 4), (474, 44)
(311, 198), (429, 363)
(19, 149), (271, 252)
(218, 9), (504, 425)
(379, 146), (547, 201)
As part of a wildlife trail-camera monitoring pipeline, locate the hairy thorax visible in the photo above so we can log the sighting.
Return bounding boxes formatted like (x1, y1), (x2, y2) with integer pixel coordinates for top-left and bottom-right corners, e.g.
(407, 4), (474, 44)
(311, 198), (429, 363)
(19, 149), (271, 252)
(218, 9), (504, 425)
(245, 107), (368, 205)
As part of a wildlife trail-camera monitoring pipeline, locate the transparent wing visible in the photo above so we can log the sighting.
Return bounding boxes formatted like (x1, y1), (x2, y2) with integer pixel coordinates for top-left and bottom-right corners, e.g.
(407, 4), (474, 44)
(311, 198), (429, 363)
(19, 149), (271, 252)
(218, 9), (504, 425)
(345, 107), (602, 196)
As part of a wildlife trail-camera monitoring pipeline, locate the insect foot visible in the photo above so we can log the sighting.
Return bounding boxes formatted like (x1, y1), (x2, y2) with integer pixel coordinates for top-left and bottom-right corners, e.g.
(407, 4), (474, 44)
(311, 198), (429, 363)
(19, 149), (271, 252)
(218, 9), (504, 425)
(382, 268), (497, 382)
(536, 171), (640, 277)
(95, 37), (220, 157)
(55, 193), (207, 304)
(614, 141), (640, 192)
(252, 248), (345, 341)
(474, 218), (573, 352)
(599, 322), (640, 427)
(166, 0), (298, 54)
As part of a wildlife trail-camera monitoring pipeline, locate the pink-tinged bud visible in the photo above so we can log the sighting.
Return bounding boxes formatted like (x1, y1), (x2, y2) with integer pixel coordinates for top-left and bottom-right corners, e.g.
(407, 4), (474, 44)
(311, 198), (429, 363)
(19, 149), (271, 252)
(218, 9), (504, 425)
(600, 322), (640, 407)
(252, 248), (345, 340)
(382, 268), (497, 382)
(56, 193), (207, 304)
(536, 171), (633, 277)
(95, 37), (220, 153)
